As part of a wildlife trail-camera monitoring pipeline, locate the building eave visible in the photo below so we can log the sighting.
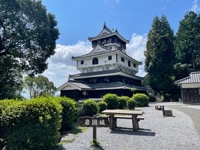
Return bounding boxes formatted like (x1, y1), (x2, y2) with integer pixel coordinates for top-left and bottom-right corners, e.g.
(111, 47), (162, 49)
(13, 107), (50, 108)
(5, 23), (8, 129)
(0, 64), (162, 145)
(89, 32), (129, 44)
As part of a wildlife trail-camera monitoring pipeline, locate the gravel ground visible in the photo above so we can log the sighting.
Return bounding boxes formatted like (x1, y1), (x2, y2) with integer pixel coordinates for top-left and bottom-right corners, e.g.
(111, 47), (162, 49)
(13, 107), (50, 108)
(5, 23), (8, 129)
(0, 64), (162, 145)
(62, 104), (200, 150)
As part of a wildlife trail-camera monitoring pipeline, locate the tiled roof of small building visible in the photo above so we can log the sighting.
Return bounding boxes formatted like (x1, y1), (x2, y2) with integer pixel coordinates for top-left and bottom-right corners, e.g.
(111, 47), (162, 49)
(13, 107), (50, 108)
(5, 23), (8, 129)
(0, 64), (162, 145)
(175, 71), (200, 84)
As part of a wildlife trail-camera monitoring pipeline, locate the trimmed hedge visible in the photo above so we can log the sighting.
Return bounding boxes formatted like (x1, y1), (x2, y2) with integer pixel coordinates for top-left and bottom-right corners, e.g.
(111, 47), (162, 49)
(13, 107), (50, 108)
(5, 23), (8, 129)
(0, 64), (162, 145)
(55, 96), (77, 131)
(82, 99), (98, 116)
(0, 97), (62, 150)
(0, 99), (18, 149)
(102, 93), (119, 109)
(97, 101), (107, 112)
(133, 93), (149, 107)
(118, 96), (129, 109)
(127, 99), (136, 110)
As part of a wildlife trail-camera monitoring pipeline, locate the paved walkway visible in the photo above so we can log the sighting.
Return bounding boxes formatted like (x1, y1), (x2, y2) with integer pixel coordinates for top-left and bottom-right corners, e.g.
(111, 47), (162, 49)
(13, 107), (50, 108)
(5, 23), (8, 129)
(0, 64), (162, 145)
(62, 103), (200, 150)
(164, 103), (200, 135)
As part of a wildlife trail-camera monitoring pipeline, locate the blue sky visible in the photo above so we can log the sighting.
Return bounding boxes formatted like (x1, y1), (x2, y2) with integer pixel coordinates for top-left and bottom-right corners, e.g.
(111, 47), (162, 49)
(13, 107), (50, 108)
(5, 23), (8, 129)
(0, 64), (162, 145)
(33, 0), (200, 95)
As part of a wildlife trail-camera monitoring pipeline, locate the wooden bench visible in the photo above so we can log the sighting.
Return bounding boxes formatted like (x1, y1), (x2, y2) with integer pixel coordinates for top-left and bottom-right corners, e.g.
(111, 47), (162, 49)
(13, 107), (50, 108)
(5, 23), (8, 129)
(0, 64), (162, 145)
(162, 108), (173, 117)
(155, 105), (164, 110)
(113, 115), (144, 128)
(114, 115), (144, 121)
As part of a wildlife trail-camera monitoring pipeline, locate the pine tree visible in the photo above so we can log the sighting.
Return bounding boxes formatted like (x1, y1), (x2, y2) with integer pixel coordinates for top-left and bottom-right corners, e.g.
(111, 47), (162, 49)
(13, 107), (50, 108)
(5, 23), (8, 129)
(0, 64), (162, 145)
(144, 16), (175, 101)
(175, 11), (200, 78)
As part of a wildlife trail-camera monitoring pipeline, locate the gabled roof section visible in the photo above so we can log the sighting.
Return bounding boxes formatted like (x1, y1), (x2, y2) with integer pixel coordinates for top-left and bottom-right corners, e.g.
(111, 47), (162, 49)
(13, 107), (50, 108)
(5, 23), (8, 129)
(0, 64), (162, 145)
(69, 68), (143, 80)
(57, 81), (91, 91)
(88, 23), (129, 44)
(57, 81), (146, 91)
(175, 71), (200, 85)
(72, 44), (116, 60)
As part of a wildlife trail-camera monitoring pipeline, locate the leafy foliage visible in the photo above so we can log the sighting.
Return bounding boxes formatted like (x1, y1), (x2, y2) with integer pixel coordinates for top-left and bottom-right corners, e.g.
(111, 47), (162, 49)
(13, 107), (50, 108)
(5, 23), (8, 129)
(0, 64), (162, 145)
(82, 99), (98, 116)
(97, 101), (107, 112)
(0, 0), (59, 99)
(118, 96), (129, 109)
(144, 16), (175, 101)
(133, 93), (149, 107)
(24, 75), (56, 98)
(175, 11), (200, 77)
(55, 97), (77, 131)
(102, 93), (119, 109)
(127, 99), (136, 110)
(0, 98), (62, 150)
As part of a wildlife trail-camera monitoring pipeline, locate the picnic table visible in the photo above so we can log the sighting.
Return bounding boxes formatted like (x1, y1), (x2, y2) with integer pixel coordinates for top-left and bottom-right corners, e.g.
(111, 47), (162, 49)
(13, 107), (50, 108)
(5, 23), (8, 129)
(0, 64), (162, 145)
(102, 109), (144, 131)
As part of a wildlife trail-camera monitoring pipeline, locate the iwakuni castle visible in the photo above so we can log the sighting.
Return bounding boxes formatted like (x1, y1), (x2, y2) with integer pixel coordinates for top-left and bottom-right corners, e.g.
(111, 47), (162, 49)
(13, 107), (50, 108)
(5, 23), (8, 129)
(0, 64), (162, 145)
(58, 23), (146, 100)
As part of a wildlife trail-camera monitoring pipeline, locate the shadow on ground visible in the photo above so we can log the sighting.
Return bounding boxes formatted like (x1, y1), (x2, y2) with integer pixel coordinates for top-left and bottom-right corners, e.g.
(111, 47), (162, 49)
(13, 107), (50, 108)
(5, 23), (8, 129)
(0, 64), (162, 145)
(110, 128), (156, 136)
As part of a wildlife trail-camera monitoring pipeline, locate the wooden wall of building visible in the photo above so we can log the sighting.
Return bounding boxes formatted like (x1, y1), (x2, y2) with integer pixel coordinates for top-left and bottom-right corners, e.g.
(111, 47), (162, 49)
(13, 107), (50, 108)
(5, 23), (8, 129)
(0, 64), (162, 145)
(182, 88), (200, 104)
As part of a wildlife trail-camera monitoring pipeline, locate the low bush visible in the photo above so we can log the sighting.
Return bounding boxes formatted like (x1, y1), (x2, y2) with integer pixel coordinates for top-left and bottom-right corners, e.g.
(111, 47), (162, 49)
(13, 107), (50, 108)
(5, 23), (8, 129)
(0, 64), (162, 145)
(0, 99), (18, 149)
(0, 97), (62, 150)
(133, 93), (149, 107)
(118, 96), (129, 109)
(127, 99), (136, 110)
(102, 93), (119, 109)
(55, 96), (77, 131)
(97, 101), (107, 112)
(82, 99), (98, 116)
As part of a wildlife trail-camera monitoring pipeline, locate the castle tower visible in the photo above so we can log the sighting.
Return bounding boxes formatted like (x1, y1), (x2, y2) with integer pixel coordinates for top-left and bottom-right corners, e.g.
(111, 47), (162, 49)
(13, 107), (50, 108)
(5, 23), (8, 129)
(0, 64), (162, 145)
(58, 23), (146, 100)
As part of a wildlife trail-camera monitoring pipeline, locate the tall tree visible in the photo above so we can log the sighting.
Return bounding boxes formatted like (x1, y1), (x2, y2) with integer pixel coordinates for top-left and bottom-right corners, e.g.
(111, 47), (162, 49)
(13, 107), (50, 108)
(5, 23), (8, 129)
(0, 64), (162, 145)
(175, 11), (200, 78)
(0, 0), (59, 99)
(144, 16), (175, 101)
(25, 75), (56, 98)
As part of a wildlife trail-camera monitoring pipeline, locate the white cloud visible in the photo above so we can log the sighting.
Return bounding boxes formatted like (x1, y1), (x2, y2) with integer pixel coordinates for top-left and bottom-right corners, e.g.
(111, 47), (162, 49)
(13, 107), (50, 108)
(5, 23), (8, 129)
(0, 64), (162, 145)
(191, 0), (200, 13)
(42, 33), (147, 89)
(126, 34), (147, 77)
(42, 41), (92, 88)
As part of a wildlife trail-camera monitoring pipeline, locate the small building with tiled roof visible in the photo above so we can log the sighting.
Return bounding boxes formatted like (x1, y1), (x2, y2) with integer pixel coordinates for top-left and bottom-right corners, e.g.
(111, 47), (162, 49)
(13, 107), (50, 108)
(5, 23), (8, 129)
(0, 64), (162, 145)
(175, 71), (200, 104)
(58, 23), (146, 100)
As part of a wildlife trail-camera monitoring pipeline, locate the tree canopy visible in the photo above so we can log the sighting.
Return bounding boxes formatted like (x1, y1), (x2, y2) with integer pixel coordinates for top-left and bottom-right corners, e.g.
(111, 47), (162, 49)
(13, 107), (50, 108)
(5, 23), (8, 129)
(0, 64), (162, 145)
(0, 0), (59, 99)
(144, 16), (175, 100)
(25, 75), (57, 98)
(174, 11), (200, 79)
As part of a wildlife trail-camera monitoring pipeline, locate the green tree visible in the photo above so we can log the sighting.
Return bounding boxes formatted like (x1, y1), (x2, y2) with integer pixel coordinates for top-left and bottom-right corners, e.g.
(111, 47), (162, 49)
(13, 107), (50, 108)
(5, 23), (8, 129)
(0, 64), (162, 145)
(144, 16), (175, 101)
(175, 11), (200, 78)
(0, 0), (59, 99)
(25, 75), (56, 98)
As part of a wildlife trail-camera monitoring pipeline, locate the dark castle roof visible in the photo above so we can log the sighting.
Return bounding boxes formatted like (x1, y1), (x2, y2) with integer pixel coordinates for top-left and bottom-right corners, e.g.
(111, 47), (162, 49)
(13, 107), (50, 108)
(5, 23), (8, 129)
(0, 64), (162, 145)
(69, 69), (143, 80)
(88, 23), (129, 44)
(63, 81), (146, 91)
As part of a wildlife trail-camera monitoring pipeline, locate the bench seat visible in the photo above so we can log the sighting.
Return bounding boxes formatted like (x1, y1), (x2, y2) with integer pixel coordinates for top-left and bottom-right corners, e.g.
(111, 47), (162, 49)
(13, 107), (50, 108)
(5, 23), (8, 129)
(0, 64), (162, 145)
(114, 115), (144, 121)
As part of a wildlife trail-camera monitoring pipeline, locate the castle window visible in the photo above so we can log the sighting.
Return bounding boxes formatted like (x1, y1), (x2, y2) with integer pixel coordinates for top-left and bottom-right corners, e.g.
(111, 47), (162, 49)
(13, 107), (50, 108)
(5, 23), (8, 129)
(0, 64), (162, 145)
(128, 60), (131, 67)
(108, 56), (112, 60)
(133, 63), (136, 67)
(92, 58), (98, 65)
(81, 60), (84, 64)
(121, 57), (124, 62)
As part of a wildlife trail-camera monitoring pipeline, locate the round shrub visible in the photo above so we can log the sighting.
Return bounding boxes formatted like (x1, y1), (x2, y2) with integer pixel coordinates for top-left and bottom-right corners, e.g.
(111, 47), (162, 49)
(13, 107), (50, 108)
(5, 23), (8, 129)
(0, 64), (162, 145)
(0, 97), (62, 150)
(127, 99), (136, 110)
(97, 101), (107, 112)
(133, 93), (149, 107)
(55, 96), (77, 131)
(102, 93), (119, 109)
(118, 96), (129, 109)
(83, 99), (98, 116)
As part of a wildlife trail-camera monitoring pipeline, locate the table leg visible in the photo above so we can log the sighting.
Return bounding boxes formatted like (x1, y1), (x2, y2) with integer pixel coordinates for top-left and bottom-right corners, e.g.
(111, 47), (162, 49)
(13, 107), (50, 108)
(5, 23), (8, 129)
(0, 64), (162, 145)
(132, 115), (139, 131)
(109, 114), (114, 129)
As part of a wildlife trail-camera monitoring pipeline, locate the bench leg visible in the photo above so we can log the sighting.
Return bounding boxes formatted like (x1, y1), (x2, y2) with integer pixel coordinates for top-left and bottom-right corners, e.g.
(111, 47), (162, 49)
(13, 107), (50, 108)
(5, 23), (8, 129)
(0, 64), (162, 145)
(132, 115), (139, 131)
